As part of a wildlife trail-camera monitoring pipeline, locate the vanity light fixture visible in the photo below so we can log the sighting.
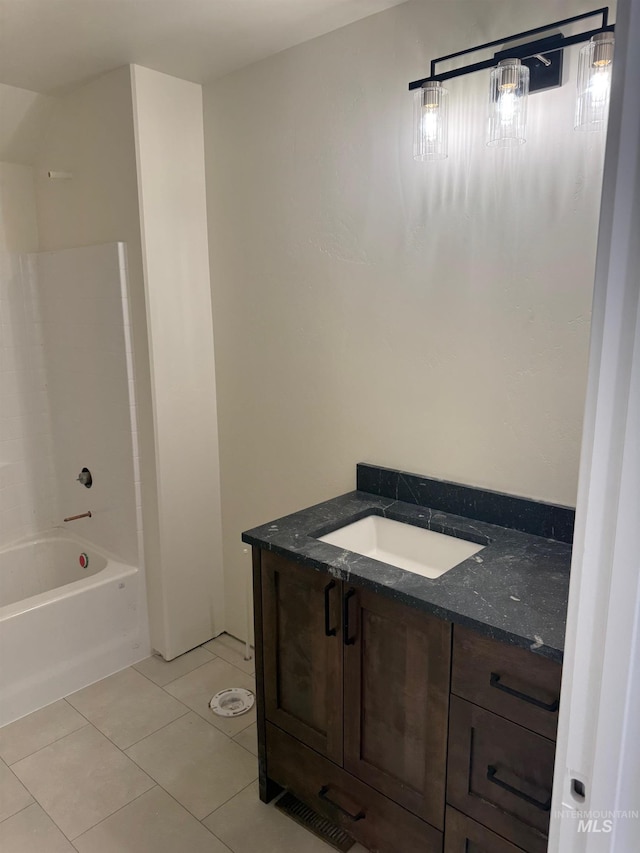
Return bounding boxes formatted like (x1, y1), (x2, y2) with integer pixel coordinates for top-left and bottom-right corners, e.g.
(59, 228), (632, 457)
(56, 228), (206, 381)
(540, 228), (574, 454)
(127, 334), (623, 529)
(410, 7), (615, 159)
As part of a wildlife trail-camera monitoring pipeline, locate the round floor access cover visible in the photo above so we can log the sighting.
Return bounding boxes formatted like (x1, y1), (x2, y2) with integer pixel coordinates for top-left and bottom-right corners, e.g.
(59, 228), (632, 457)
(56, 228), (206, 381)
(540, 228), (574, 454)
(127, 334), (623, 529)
(209, 687), (255, 717)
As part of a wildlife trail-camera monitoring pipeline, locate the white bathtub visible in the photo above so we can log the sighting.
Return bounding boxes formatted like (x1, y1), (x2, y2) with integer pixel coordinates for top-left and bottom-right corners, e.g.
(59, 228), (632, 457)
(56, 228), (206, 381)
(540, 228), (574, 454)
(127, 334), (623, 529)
(0, 533), (147, 727)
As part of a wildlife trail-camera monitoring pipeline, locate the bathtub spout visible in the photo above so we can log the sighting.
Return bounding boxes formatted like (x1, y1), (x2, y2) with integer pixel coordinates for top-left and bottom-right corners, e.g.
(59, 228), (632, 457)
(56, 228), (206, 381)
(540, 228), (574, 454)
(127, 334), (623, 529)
(63, 511), (92, 522)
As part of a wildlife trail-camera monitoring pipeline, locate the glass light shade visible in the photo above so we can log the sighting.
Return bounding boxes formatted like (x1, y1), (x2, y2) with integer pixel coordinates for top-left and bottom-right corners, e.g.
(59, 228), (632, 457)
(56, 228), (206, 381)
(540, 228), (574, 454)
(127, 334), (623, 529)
(575, 32), (614, 131)
(413, 81), (448, 160)
(487, 58), (529, 147)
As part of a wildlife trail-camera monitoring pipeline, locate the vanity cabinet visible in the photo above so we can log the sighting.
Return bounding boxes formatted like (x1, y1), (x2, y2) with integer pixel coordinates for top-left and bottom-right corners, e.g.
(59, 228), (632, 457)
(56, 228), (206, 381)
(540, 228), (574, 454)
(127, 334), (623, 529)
(254, 548), (562, 853)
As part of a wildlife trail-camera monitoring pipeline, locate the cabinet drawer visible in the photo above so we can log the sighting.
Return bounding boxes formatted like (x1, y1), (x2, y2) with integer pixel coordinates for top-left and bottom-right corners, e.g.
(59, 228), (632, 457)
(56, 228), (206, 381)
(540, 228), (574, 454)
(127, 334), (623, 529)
(267, 722), (443, 853)
(444, 807), (527, 853)
(447, 697), (555, 853)
(452, 625), (561, 740)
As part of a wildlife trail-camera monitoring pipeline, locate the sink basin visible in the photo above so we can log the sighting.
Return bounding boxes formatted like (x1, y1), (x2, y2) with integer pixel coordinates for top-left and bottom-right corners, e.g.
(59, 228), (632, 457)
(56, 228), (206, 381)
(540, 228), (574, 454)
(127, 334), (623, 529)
(318, 515), (485, 579)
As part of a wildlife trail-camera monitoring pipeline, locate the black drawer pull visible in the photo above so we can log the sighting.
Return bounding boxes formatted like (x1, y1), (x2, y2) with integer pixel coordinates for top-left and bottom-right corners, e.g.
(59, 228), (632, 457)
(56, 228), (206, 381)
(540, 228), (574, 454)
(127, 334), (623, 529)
(318, 785), (365, 821)
(324, 581), (337, 637)
(486, 765), (552, 811)
(343, 589), (356, 645)
(490, 672), (559, 712)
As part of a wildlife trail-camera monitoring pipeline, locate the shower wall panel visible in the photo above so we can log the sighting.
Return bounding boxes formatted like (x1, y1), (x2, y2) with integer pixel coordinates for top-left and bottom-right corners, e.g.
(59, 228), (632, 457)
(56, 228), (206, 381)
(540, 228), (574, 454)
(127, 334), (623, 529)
(0, 252), (57, 544)
(37, 243), (141, 565)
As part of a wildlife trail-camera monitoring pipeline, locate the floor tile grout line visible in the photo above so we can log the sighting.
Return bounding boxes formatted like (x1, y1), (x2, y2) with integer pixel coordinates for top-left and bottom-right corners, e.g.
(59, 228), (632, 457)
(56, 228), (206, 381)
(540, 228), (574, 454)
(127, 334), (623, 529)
(158, 787), (235, 853)
(115, 706), (259, 834)
(65, 773), (156, 843)
(186, 637), (255, 675)
(232, 718), (257, 738)
(7, 755), (79, 843)
(165, 702), (257, 739)
(1, 719), (91, 768)
(121, 741), (257, 828)
(207, 632), (255, 655)
(199, 776), (260, 825)
(69, 783), (162, 846)
(232, 739), (258, 760)
(121, 707), (229, 756)
(118, 706), (192, 751)
(65, 663), (205, 706)
(8, 716), (158, 843)
(43, 700), (189, 781)
(63, 677), (194, 752)
(132, 649), (219, 689)
(0, 798), (37, 826)
(204, 640), (255, 660)
(201, 646), (256, 676)
(160, 649), (257, 691)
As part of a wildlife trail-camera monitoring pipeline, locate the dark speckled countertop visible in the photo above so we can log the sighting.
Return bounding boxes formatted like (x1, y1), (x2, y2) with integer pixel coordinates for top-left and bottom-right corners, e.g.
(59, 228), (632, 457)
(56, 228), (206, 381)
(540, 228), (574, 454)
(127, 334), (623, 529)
(242, 465), (573, 664)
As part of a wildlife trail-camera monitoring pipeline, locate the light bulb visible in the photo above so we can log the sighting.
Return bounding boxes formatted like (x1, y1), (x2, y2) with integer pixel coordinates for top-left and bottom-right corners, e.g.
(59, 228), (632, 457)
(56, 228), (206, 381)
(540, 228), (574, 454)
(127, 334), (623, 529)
(498, 90), (517, 124)
(422, 107), (440, 142)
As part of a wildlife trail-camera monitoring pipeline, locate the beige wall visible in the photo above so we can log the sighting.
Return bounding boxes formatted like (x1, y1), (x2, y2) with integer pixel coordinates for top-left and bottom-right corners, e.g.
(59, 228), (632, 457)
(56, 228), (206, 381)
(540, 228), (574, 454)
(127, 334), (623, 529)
(0, 162), (38, 253)
(0, 82), (54, 167)
(131, 65), (225, 658)
(204, 0), (607, 638)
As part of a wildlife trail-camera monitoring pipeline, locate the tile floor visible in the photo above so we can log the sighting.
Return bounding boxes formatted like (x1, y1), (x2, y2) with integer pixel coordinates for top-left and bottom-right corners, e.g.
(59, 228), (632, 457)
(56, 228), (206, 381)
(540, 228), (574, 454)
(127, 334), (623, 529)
(0, 634), (368, 853)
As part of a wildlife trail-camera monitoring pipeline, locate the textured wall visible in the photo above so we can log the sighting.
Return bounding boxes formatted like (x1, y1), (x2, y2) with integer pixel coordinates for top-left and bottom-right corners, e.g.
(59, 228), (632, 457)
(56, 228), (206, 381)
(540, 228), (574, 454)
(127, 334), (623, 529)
(204, 0), (609, 639)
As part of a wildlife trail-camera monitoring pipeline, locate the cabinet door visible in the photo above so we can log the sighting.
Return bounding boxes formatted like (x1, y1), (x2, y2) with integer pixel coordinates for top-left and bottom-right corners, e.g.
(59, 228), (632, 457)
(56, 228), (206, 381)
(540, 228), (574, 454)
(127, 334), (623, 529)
(261, 551), (343, 764)
(343, 585), (451, 830)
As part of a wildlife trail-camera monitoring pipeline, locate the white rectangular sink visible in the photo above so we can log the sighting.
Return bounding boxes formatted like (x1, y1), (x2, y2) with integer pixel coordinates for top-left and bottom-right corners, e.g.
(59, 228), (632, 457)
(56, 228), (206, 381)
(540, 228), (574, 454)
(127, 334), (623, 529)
(318, 515), (485, 579)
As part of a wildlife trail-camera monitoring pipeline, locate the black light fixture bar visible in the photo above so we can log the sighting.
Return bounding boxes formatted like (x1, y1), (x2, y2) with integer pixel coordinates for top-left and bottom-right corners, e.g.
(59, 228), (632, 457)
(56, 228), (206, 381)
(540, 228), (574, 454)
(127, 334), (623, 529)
(408, 7), (613, 90)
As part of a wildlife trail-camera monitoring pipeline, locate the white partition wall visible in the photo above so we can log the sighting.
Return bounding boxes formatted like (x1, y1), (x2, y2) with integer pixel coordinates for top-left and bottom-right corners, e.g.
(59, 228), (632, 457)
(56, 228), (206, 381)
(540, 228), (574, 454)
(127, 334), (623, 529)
(131, 65), (224, 659)
(549, 0), (640, 848)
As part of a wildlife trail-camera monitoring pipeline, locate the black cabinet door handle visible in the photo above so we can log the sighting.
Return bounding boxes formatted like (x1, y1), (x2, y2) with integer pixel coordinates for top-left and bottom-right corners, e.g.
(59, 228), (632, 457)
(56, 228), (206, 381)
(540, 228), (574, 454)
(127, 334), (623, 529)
(486, 765), (552, 811)
(490, 672), (559, 712)
(324, 581), (337, 637)
(318, 785), (365, 821)
(343, 589), (356, 645)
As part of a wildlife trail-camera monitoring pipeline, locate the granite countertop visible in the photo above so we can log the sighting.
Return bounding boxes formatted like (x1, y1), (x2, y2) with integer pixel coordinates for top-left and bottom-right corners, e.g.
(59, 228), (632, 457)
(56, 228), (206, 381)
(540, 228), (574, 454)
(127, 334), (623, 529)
(242, 465), (573, 664)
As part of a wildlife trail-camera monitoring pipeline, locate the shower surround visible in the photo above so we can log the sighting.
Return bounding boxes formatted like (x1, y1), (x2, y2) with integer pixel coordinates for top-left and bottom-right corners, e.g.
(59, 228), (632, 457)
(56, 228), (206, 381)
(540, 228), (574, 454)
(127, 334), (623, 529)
(0, 242), (150, 725)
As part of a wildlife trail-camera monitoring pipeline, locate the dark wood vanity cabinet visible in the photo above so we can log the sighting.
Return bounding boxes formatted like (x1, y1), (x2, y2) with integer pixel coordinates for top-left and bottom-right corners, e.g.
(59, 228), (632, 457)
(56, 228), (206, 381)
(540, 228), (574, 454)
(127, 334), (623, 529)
(255, 548), (562, 853)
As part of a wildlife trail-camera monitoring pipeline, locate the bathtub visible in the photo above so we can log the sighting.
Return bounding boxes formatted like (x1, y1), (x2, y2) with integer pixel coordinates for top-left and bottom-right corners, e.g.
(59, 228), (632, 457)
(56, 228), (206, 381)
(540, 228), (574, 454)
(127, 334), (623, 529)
(0, 532), (147, 727)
